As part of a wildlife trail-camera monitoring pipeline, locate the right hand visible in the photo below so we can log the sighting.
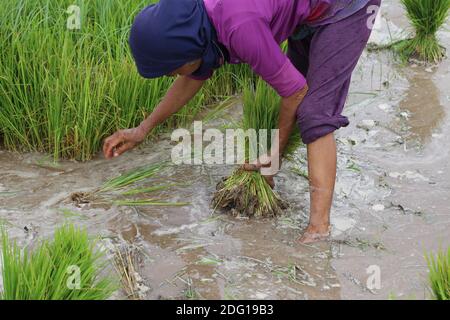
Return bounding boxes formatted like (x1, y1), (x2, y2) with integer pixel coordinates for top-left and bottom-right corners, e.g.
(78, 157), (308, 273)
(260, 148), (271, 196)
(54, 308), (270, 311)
(242, 154), (281, 189)
(103, 127), (147, 159)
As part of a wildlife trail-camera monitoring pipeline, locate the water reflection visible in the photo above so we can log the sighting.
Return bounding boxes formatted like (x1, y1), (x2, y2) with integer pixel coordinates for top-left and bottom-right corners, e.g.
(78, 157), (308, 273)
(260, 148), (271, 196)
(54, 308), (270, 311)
(399, 71), (445, 144)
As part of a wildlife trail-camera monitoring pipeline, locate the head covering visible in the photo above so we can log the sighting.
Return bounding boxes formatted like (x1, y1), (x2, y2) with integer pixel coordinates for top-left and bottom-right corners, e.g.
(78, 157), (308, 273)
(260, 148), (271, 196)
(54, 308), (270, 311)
(129, 0), (222, 78)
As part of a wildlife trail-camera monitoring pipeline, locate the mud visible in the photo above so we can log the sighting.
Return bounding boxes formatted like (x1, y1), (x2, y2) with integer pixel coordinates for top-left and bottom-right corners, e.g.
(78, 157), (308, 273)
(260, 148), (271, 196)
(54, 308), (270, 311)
(0, 0), (449, 299)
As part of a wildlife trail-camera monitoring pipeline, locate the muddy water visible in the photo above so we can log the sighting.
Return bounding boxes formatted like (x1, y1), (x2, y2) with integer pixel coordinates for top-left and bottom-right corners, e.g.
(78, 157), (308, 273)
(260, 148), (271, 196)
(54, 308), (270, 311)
(1, 0), (449, 300)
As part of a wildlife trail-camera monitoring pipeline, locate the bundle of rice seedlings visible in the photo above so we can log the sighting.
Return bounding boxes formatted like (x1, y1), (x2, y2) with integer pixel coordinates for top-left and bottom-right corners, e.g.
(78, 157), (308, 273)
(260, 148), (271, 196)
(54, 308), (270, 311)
(397, 0), (450, 63)
(426, 248), (450, 300)
(212, 79), (301, 217)
(0, 224), (116, 300)
(97, 162), (166, 193)
(70, 161), (189, 207)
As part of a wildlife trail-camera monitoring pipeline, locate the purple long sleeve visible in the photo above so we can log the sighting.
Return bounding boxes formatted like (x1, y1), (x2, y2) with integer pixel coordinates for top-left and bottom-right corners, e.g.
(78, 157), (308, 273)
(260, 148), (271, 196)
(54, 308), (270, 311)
(196, 0), (370, 96)
(196, 0), (310, 96)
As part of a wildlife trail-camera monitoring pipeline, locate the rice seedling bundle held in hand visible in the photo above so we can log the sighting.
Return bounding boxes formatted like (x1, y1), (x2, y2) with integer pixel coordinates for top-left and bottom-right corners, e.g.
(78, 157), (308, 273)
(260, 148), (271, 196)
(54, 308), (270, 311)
(399, 0), (450, 63)
(212, 79), (301, 217)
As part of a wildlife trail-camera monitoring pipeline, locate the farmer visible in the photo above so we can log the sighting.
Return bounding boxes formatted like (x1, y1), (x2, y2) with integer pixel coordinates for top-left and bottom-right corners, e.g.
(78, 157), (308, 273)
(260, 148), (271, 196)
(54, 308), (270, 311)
(103, 0), (381, 243)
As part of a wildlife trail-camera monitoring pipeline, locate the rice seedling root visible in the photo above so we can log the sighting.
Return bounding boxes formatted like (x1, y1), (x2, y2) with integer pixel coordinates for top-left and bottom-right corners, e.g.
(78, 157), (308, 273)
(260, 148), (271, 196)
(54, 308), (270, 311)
(212, 169), (288, 218)
(70, 191), (95, 207)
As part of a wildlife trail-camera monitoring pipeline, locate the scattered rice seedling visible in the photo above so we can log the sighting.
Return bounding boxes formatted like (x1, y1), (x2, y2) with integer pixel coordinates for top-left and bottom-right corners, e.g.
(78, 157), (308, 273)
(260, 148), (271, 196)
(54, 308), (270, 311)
(271, 263), (313, 286)
(181, 276), (200, 300)
(212, 79), (300, 217)
(113, 199), (190, 207)
(98, 162), (166, 193)
(196, 255), (223, 266)
(396, 0), (450, 63)
(0, 224), (116, 300)
(112, 244), (147, 300)
(70, 161), (188, 207)
(121, 183), (182, 196)
(426, 248), (450, 300)
(332, 237), (386, 251)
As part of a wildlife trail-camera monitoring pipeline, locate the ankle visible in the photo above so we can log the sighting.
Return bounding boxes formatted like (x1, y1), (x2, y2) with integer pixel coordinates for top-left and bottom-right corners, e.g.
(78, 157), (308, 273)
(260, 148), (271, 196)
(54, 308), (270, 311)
(306, 223), (330, 234)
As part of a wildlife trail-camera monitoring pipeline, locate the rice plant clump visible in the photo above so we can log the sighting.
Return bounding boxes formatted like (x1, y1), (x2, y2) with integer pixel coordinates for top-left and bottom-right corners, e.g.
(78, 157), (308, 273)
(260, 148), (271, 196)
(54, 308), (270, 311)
(0, 224), (116, 300)
(426, 248), (450, 300)
(69, 161), (189, 207)
(398, 0), (450, 63)
(213, 168), (288, 217)
(212, 79), (300, 217)
(0, 0), (251, 161)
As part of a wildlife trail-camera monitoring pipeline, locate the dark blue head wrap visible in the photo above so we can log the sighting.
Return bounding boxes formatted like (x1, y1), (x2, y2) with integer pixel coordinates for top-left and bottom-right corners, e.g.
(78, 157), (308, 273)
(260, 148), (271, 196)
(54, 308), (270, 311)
(129, 0), (222, 78)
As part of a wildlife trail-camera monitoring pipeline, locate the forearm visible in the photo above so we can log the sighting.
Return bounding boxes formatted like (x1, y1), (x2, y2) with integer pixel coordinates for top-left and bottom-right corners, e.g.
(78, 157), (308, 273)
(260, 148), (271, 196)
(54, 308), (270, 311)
(275, 85), (309, 157)
(306, 133), (336, 227)
(139, 76), (205, 135)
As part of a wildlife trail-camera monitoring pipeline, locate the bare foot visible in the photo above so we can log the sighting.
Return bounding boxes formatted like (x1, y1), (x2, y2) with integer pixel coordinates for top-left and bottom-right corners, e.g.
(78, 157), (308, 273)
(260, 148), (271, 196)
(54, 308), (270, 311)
(297, 225), (331, 244)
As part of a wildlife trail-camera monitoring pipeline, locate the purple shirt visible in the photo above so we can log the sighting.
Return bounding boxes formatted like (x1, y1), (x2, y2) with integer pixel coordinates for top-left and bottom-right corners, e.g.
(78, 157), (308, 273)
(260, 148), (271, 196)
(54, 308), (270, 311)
(195, 0), (370, 97)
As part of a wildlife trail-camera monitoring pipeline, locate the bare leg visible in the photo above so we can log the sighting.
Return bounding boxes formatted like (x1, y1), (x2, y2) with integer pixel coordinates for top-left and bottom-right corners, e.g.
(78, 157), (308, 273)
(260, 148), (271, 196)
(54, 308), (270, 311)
(291, 1), (380, 244)
(298, 132), (336, 243)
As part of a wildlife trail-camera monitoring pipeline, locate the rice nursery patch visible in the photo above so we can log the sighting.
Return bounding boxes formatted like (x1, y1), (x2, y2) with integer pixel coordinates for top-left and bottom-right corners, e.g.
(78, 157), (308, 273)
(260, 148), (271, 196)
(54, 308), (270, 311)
(426, 248), (450, 300)
(69, 161), (189, 207)
(0, 0), (252, 161)
(396, 0), (450, 63)
(212, 79), (300, 217)
(0, 224), (116, 300)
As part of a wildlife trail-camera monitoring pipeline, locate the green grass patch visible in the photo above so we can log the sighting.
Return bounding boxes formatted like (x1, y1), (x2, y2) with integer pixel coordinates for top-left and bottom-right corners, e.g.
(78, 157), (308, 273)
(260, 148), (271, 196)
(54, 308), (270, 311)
(426, 247), (450, 300)
(0, 0), (252, 161)
(0, 224), (116, 300)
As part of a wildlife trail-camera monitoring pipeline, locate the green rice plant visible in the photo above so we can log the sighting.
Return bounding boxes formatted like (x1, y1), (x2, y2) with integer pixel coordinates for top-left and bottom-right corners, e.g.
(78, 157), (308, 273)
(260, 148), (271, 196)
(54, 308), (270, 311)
(426, 248), (450, 300)
(70, 161), (188, 207)
(196, 255), (223, 266)
(397, 0), (450, 63)
(121, 183), (181, 196)
(212, 79), (300, 217)
(98, 162), (167, 193)
(0, 0), (251, 161)
(0, 224), (116, 300)
(113, 199), (190, 207)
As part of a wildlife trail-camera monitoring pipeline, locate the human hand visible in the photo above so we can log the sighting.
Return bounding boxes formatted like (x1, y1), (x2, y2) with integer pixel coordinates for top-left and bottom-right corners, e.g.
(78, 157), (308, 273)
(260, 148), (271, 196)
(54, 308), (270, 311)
(242, 154), (281, 189)
(103, 126), (147, 159)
